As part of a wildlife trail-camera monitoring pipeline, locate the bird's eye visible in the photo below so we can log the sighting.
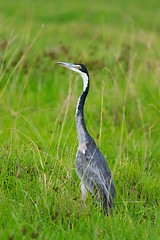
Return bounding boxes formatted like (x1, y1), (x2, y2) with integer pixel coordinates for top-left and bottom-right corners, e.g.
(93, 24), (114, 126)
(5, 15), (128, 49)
(77, 65), (81, 69)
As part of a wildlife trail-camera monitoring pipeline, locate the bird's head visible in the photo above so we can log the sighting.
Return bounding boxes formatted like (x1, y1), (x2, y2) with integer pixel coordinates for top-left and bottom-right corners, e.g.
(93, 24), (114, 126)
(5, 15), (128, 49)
(56, 62), (89, 77)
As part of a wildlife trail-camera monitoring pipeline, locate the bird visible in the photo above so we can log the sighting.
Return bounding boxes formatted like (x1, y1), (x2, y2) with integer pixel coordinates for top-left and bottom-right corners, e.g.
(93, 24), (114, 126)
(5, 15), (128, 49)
(56, 61), (115, 214)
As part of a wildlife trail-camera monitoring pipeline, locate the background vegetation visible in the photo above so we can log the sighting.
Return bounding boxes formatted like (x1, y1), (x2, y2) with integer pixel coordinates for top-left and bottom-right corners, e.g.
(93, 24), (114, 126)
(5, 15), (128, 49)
(0, 0), (160, 239)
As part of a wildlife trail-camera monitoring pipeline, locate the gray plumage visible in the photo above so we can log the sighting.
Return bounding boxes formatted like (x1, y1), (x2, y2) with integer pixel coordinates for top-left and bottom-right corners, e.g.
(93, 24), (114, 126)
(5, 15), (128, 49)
(56, 61), (115, 214)
(76, 140), (115, 212)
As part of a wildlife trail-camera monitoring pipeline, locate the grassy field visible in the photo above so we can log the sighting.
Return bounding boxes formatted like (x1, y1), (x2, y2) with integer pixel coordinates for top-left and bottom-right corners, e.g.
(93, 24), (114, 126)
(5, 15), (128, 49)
(0, 0), (160, 239)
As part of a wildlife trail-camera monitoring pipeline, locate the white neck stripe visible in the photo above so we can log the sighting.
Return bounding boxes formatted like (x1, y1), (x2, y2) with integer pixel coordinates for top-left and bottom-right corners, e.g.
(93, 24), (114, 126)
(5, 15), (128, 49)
(70, 67), (89, 92)
(80, 72), (89, 92)
(76, 72), (89, 115)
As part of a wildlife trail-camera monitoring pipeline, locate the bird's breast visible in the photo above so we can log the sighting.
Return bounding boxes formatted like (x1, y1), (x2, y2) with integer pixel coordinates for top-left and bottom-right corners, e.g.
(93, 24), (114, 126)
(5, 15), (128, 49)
(77, 143), (87, 155)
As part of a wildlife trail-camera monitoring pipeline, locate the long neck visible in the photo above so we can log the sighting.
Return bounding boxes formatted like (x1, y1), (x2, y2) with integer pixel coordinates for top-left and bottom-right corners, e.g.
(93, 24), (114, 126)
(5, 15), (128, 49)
(76, 73), (92, 145)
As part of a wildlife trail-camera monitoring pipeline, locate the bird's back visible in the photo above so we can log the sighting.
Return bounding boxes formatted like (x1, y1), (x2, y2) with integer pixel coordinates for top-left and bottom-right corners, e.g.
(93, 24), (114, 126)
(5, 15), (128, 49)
(76, 139), (115, 212)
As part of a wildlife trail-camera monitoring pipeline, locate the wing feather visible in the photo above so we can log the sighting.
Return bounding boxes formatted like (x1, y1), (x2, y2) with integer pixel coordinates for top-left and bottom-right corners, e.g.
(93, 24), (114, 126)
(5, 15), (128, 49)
(76, 140), (115, 211)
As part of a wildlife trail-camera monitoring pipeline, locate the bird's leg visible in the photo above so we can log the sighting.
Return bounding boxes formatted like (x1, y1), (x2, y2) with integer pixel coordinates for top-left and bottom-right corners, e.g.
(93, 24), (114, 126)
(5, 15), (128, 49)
(81, 182), (87, 208)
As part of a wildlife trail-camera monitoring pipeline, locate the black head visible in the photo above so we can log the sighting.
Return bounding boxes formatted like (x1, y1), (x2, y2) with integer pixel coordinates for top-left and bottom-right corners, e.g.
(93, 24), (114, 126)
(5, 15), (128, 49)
(56, 62), (89, 77)
(73, 63), (89, 77)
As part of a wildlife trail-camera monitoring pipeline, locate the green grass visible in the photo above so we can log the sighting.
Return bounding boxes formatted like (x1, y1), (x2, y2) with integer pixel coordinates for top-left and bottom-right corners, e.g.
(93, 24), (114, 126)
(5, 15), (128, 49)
(0, 0), (160, 239)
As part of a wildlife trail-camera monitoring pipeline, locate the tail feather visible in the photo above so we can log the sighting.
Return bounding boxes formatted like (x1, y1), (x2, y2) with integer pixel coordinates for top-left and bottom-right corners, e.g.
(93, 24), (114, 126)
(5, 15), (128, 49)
(102, 183), (113, 214)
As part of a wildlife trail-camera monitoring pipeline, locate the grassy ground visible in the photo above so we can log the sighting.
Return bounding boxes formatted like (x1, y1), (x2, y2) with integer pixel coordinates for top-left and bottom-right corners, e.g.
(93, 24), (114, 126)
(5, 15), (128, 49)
(0, 0), (160, 239)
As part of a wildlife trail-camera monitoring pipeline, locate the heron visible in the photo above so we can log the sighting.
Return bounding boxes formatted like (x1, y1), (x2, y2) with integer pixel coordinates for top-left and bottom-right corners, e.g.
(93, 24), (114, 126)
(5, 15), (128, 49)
(56, 62), (115, 214)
